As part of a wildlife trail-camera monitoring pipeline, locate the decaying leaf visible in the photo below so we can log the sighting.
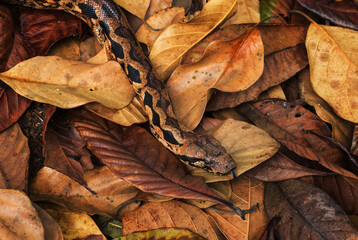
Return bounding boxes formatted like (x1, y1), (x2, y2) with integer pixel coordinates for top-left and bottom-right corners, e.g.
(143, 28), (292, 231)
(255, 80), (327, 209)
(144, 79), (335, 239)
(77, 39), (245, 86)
(265, 179), (358, 239)
(0, 56), (135, 109)
(0, 123), (29, 191)
(33, 204), (63, 240)
(306, 24), (358, 123)
(190, 118), (279, 182)
(260, 0), (295, 23)
(122, 200), (223, 240)
(149, 0), (238, 80)
(224, 0), (260, 25)
(30, 166), (139, 218)
(207, 176), (268, 240)
(120, 228), (205, 240)
(167, 28), (264, 129)
(0, 189), (44, 239)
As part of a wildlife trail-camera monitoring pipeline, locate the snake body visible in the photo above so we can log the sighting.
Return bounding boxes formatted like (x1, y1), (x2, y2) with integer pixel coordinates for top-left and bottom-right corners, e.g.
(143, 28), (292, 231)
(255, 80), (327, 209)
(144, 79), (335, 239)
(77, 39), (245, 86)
(4, 0), (236, 174)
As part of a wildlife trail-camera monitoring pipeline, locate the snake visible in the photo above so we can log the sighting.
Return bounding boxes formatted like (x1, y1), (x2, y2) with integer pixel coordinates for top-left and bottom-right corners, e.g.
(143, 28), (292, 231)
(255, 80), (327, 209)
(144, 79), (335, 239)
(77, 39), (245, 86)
(3, 0), (236, 174)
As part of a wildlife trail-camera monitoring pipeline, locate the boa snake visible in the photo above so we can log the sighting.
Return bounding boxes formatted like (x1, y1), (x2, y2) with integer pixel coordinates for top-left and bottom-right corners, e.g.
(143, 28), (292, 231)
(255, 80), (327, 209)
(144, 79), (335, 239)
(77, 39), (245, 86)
(4, 0), (236, 174)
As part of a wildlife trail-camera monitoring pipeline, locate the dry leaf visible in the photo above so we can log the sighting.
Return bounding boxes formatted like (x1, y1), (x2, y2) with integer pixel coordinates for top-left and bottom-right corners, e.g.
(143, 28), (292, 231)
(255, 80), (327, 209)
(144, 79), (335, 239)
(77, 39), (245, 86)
(207, 176), (268, 240)
(190, 118), (279, 182)
(120, 228), (205, 240)
(0, 123), (29, 191)
(146, 0), (173, 18)
(167, 28), (264, 129)
(33, 204), (63, 240)
(260, 0), (295, 23)
(30, 166), (139, 218)
(224, 0), (260, 25)
(149, 0), (238, 80)
(0, 189), (44, 239)
(122, 200), (224, 240)
(306, 24), (358, 123)
(113, 0), (151, 20)
(0, 56), (135, 109)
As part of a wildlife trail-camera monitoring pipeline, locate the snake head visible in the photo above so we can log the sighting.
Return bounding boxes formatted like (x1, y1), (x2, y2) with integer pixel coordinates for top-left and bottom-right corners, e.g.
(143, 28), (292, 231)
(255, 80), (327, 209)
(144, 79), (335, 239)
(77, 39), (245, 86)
(179, 133), (236, 175)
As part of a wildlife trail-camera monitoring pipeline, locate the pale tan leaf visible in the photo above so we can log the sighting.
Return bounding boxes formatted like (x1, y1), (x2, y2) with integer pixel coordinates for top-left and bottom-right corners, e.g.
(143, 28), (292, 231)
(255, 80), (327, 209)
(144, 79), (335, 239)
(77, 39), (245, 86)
(224, 0), (260, 25)
(85, 96), (148, 126)
(136, 7), (186, 49)
(45, 209), (106, 240)
(0, 56), (135, 109)
(190, 119), (280, 182)
(266, 85), (286, 99)
(306, 24), (358, 123)
(0, 189), (44, 240)
(149, 0), (238, 80)
(207, 177), (268, 240)
(30, 167), (139, 218)
(113, 0), (150, 19)
(146, 0), (173, 19)
(167, 28), (263, 129)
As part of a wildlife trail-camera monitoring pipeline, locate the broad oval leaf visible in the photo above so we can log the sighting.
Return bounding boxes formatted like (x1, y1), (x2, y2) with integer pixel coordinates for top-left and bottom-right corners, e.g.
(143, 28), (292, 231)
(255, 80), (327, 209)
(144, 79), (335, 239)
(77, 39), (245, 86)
(0, 56), (135, 109)
(306, 24), (358, 123)
(265, 179), (358, 239)
(224, 0), (260, 25)
(119, 228), (205, 240)
(149, 0), (238, 80)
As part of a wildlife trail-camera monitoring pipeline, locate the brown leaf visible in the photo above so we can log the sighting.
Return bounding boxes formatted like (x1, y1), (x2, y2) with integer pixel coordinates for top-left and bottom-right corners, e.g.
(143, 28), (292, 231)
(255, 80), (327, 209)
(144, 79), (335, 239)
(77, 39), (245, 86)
(260, 0), (295, 23)
(0, 123), (29, 191)
(224, 0), (260, 25)
(120, 228), (205, 240)
(245, 152), (329, 181)
(19, 7), (85, 56)
(122, 200), (224, 240)
(206, 176), (268, 240)
(352, 125), (358, 156)
(0, 189), (44, 239)
(0, 5), (13, 71)
(33, 203), (63, 240)
(68, 109), (233, 207)
(264, 179), (358, 239)
(207, 44), (308, 111)
(239, 99), (358, 179)
(30, 166), (139, 218)
(75, 235), (103, 240)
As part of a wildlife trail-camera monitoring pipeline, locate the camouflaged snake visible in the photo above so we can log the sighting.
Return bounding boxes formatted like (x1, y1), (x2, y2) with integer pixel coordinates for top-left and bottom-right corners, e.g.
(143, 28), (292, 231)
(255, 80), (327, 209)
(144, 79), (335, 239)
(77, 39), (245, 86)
(4, 0), (236, 174)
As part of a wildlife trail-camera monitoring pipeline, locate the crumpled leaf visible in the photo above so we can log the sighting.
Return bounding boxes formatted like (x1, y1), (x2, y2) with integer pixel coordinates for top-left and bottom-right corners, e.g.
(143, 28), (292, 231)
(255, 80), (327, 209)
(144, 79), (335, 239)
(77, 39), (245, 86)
(306, 24), (358, 123)
(149, 0), (238, 80)
(297, 0), (358, 30)
(0, 123), (29, 191)
(0, 56), (135, 109)
(0, 189), (44, 239)
(30, 166), (138, 218)
(122, 200), (223, 240)
(167, 28), (264, 129)
(119, 228), (205, 240)
(239, 99), (358, 180)
(245, 152), (329, 182)
(190, 118), (279, 182)
(265, 179), (358, 239)
(206, 176), (268, 240)
(298, 68), (354, 148)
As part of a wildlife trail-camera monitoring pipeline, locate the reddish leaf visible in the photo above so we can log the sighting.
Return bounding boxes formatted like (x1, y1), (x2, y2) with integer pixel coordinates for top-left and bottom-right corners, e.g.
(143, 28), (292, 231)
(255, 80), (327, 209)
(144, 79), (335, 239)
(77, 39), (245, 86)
(265, 179), (358, 239)
(245, 152), (329, 181)
(297, 0), (358, 30)
(67, 109), (239, 211)
(239, 99), (358, 179)
(260, 0), (295, 23)
(207, 44), (308, 110)
(19, 7), (85, 55)
(74, 235), (103, 240)
(352, 125), (358, 156)
(0, 5), (13, 71)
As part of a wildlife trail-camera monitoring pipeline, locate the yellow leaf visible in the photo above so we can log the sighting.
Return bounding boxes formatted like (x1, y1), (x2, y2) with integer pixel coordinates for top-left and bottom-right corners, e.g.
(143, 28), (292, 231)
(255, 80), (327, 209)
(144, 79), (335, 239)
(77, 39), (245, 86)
(149, 0), (238, 80)
(120, 228), (205, 240)
(0, 56), (135, 109)
(113, 0), (150, 19)
(190, 119), (279, 182)
(223, 0), (260, 25)
(167, 28), (264, 129)
(306, 24), (358, 123)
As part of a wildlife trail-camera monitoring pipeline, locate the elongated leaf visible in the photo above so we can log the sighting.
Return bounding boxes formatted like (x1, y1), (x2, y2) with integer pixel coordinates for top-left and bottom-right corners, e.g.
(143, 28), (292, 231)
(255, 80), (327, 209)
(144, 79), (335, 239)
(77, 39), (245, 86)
(149, 0), (237, 80)
(353, 125), (358, 156)
(207, 176), (268, 240)
(0, 6), (13, 71)
(297, 0), (358, 30)
(122, 200), (223, 240)
(239, 99), (358, 179)
(167, 28), (264, 129)
(0, 123), (29, 191)
(0, 56), (135, 109)
(119, 228), (205, 240)
(306, 24), (358, 123)
(265, 179), (358, 239)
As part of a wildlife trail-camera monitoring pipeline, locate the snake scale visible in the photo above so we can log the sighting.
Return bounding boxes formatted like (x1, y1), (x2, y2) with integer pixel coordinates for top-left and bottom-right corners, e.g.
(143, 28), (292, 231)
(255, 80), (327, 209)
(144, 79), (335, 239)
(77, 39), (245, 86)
(4, 0), (236, 174)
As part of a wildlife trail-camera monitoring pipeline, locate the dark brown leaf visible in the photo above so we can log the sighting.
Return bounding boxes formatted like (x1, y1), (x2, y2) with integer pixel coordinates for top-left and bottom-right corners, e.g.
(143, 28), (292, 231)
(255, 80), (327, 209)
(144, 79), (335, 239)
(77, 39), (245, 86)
(245, 152), (329, 181)
(74, 235), (103, 240)
(297, 0), (358, 30)
(260, 0), (295, 23)
(239, 99), (358, 179)
(0, 5), (13, 71)
(352, 125), (358, 156)
(19, 7), (85, 55)
(0, 123), (29, 191)
(259, 217), (278, 240)
(207, 45), (308, 110)
(265, 179), (358, 239)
